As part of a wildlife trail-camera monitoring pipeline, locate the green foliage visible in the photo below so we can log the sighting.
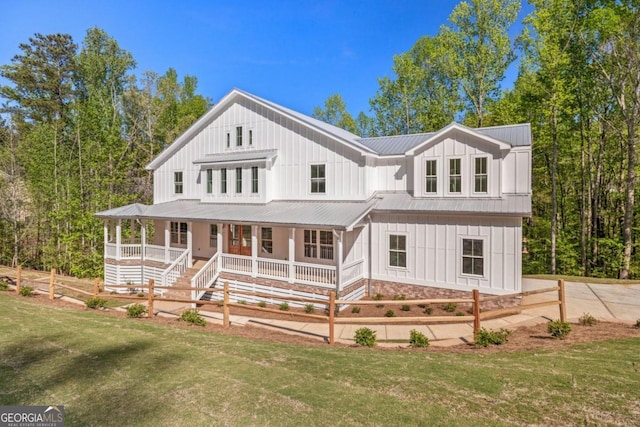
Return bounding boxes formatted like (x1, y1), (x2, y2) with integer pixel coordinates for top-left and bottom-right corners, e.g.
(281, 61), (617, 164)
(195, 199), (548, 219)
(354, 327), (377, 347)
(137, 292), (145, 298)
(474, 328), (512, 347)
(455, 311), (465, 316)
(278, 302), (289, 311)
(126, 303), (147, 318)
(373, 293), (384, 301)
(19, 286), (34, 297)
(400, 305), (410, 311)
(179, 309), (206, 326)
(257, 301), (267, 308)
(384, 309), (395, 317)
(578, 313), (598, 326)
(375, 304), (384, 309)
(351, 306), (361, 314)
(304, 304), (314, 314)
(393, 294), (406, 301)
(423, 305), (433, 315)
(635, 319), (640, 329)
(442, 303), (457, 313)
(547, 320), (572, 339)
(311, 94), (357, 133)
(0, 280), (9, 291)
(409, 329), (430, 348)
(238, 300), (247, 305)
(85, 296), (107, 309)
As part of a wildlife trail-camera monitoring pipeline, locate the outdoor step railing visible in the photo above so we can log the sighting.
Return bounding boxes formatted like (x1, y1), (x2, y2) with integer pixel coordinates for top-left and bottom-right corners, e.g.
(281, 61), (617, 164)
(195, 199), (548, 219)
(160, 249), (190, 287)
(191, 252), (220, 301)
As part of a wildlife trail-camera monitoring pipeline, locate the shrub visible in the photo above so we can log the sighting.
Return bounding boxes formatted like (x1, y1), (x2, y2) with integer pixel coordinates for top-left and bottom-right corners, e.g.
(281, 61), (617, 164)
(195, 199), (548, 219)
(86, 296), (107, 309)
(400, 304), (410, 311)
(279, 302), (290, 311)
(19, 286), (34, 297)
(635, 319), (640, 329)
(0, 279), (9, 291)
(238, 300), (247, 305)
(373, 293), (384, 301)
(423, 305), (433, 315)
(409, 329), (430, 348)
(475, 328), (512, 348)
(548, 320), (572, 339)
(456, 311), (465, 316)
(393, 294), (406, 301)
(442, 302), (457, 313)
(351, 306), (361, 314)
(179, 308), (206, 326)
(304, 304), (314, 313)
(375, 304), (384, 308)
(137, 292), (145, 298)
(354, 327), (376, 347)
(126, 303), (147, 318)
(579, 312), (598, 326)
(384, 309), (395, 317)
(258, 301), (267, 308)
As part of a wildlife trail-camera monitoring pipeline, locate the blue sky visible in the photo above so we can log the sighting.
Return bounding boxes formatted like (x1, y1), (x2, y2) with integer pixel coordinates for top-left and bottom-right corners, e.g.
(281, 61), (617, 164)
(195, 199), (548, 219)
(1, 0), (531, 117)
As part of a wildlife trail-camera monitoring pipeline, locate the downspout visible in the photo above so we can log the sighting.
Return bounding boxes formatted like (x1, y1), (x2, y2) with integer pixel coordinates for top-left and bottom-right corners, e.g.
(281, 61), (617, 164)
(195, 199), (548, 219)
(366, 215), (372, 297)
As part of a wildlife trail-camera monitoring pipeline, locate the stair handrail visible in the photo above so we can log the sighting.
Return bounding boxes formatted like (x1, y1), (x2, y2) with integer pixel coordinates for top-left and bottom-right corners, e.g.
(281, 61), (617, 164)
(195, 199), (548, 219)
(191, 252), (220, 302)
(160, 248), (190, 287)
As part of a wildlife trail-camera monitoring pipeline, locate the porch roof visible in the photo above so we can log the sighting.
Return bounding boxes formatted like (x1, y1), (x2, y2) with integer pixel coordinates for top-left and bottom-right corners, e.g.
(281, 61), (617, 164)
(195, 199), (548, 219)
(193, 149), (278, 166)
(95, 199), (376, 230)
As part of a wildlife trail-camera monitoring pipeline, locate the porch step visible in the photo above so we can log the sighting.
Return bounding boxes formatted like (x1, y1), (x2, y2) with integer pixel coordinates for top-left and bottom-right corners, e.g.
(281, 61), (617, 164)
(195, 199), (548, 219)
(161, 262), (207, 300)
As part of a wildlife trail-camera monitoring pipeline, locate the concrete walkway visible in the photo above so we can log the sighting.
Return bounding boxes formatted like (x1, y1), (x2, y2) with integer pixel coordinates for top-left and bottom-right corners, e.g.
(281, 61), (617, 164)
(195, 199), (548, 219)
(145, 278), (640, 347)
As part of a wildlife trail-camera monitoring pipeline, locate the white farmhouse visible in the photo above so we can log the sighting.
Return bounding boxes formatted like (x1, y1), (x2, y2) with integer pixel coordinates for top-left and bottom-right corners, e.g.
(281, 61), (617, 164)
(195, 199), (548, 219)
(96, 88), (531, 303)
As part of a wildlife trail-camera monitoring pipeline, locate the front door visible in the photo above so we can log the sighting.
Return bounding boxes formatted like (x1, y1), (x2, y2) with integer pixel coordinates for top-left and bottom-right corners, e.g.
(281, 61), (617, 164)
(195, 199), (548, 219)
(228, 224), (252, 256)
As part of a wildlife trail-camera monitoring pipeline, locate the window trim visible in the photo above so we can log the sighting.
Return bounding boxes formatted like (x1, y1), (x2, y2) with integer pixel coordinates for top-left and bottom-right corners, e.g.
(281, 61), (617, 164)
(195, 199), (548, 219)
(235, 167), (242, 194)
(303, 229), (334, 260)
(174, 171), (183, 195)
(170, 222), (187, 246)
(251, 166), (258, 194)
(473, 156), (488, 194)
(460, 236), (487, 277)
(424, 159), (437, 194)
(448, 158), (462, 194)
(236, 126), (243, 147)
(220, 168), (227, 194)
(206, 168), (213, 194)
(209, 224), (218, 248)
(310, 164), (326, 194)
(388, 233), (408, 269)
(261, 227), (273, 254)
(226, 132), (230, 148)
(249, 129), (253, 146)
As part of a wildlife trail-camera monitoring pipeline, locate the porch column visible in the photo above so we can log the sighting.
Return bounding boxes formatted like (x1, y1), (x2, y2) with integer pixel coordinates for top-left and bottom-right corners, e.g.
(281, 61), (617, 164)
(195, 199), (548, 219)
(140, 220), (146, 286)
(115, 220), (122, 261)
(251, 225), (258, 278)
(335, 230), (343, 294)
(187, 221), (193, 267)
(103, 220), (109, 259)
(288, 228), (295, 283)
(216, 223), (223, 254)
(164, 221), (170, 263)
(129, 219), (135, 243)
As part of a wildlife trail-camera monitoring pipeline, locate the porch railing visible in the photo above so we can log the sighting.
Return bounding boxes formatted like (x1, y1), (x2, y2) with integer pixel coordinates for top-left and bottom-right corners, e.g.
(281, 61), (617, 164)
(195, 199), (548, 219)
(221, 253), (252, 273)
(295, 261), (336, 286)
(191, 252), (220, 301)
(160, 249), (190, 287)
(105, 243), (186, 263)
(341, 259), (365, 288)
(256, 258), (289, 280)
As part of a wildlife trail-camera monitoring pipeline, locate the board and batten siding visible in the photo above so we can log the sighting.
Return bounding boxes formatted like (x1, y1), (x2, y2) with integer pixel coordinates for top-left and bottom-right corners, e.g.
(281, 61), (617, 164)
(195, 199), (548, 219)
(370, 213), (522, 294)
(501, 147), (531, 194)
(153, 98), (371, 204)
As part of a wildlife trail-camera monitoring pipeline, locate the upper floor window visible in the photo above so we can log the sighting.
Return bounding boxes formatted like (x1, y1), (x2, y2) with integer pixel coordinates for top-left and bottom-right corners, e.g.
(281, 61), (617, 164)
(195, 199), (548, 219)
(462, 238), (484, 276)
(310, 164), (326, 194)
(235, 167), (242, 193)
(425, 160), (437, 193)
(206, 169), (213, 194)
(249, 129), (253, 145)
(209, 224), (218, 248)
(170, 222), (187, 245)
(474, 157), (488, 193)
(261, 227), (273, 254)
(174, 171), (183, 194)
(449, 158), (461, 193)
(389, 234), (407, 268)
(251, 166), (258, 193)
(226, 132), (230, 148)
(236, 126), (243, 146)
(220, 168), (227, 194)
(304, 229), (333, 260)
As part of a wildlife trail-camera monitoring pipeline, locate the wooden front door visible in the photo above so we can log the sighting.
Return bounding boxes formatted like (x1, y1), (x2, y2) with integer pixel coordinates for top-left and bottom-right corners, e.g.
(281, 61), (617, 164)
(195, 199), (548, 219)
(228, 224), (252, 256)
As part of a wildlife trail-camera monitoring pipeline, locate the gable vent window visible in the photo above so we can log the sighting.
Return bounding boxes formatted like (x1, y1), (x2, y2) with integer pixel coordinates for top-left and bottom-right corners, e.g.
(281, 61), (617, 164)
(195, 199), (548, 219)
(310, 164), (326, 194)
(174, 171), (183, 194)
(425, 159), (437, 193)
(449, 158), (461, 193)
(474, 157), (488, 193)
(236, 126), (243, 146)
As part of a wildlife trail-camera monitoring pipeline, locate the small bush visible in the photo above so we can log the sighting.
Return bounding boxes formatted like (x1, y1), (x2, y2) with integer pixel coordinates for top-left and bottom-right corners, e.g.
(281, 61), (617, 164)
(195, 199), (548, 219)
(375, 304), (384, 308)
(304, 304), (314, 313)
(442, 302), (457, 313)
(238, 299), (247, 305)
(354, 327), (376, 347)
(548, 320), (572, 339)
(126, 303), (147, 318)
(373, 293), (384, 301)
(137, 292), (145, 298)
(409, 329), (430, 348)
(579, 312), (598, 326)
(0, 280), (9, 291)
(86, 296), (107, 309)
(279, 302), (290, 311)
(417, 303), (426, 309)
(258, 301), (267, 308)
(400, 304), (410, 311)
(456, 311), (465, 316)
(351, 306), (361, 314)
(384, 309), (395, 317)
(635, 319), (640, 329)
(179, 308), (206, 326)
(475, 328), (512, 347)
(393, 294), (406, 301)
(19, 286), (34, 297)
(423, 305), (433, 315)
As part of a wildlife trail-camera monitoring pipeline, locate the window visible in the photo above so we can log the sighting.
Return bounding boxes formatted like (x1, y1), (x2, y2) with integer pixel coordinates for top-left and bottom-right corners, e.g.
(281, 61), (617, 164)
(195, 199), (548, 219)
(220, 168), (227, 194)
(304, 230), (333, 260)
(209, 224), (218, 248)
(474, 157), (488, 193)
(236, 126), (243, 146)
(389, 234), (407, 268)
(170, 222), (187, 245)
(425, 160), (437, 193)
(235, 167), (242, 193)
(261, 227), (273, 254)
(174, 171), (183, 194)
(249, 129), (253, 145)
(462, 238), (484, 276)
(251, 166), (258, 193)
(206, 169), (213, 194)
(449, 158), (461, 193)
(310, 164), (326, 194)
(226, 132), (230, 148)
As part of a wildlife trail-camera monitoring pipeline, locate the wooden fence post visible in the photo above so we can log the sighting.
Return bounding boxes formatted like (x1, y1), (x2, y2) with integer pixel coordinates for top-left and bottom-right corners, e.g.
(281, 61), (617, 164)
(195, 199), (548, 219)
(16, 265), (21, 295)
(223, 282), (230, 328)
(472, 289), (481, 334)
(558, 279), (566, 322)
(329, 291), (335, 345)
(93, 278), (100, 296)
(148, 279), (154, 318)
(49, 268), (55, 300)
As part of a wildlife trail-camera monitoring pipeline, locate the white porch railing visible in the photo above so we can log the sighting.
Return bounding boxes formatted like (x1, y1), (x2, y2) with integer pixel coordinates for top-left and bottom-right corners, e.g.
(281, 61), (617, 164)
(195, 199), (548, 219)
(104, 243), (186, 263)
(295, 261), (336, 286)
(256, 258), (289, 280)
(191, 252), (220, 301)
(160, 249), (190, 287)
(144, 245), (165, 261)
(221, 253), (252, 273)
(121, 244), (142, 259)
(341, 258), (365, 288)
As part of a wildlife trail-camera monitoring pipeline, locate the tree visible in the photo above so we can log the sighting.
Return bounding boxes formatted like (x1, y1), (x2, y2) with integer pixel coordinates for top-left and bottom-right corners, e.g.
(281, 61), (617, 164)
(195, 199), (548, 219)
(312, 94), (357, 133)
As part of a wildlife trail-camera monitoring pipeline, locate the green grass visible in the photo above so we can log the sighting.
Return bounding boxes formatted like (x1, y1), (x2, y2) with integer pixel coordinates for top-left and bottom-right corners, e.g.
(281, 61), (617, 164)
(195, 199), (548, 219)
(1, 294), (639, 426)
(524, 274), (640, 285)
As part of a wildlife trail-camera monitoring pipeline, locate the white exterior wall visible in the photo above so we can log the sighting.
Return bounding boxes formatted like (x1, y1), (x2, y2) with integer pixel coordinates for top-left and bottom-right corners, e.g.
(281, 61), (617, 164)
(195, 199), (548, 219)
(502, 147), (532, 194)
(371, 213), (522, 295)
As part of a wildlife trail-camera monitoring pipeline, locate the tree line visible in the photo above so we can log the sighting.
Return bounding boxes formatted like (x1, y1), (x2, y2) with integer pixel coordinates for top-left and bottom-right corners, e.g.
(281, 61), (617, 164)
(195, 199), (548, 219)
(1, 0), (639, 280)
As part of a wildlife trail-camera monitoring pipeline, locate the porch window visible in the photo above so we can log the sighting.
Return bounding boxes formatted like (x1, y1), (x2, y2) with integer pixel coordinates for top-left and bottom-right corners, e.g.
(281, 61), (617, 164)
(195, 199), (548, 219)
(389, 234), (406, 268)
(304, 230), (317, 258)
(449, 158), (461, 193)
(174, 171), (183, 194)
(235, 167), (242, 193)
(425, 159), (437, 193)
(170, 222), (187, 245)
(221, 168), (227, 194)
(474, 157), (488, 193)
(319, 230), (333, 260)
(310, 164), (326, 194)
(209, 224), (217, 248)
(261, 227), (273, 254)
(462, 238), (484, 276)
(206, 169), (213, 194)
(236, 126), (243, 146)
(251, 166), (258, 193)
(304, 230), (333, 260)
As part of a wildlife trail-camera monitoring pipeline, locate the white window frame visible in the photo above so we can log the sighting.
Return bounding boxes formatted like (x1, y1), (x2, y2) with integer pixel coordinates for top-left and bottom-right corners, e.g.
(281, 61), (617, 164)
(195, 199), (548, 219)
(226, 132), (230, 148)
(170, 222), (187, 245)
(303, 229), (334, 260)
(473, 156), (488, 194)
(206, 168), (213, 194)
(388, 232), (408, 269)
(424, 159), (437, 194)
(236, 126), (243, 147)
(209, 224), (217, 248)
(251, 166), (259, 194)
(249, 129), (253, 146)
(460, 236), (487, 277)
(448, 158), (462, 194)
(220, 168), (227, 194)
(174, 171), (183, 195)
(235, 167), (242, 194)
(261, 227), (273, 254)
(310, 164), (326, 194)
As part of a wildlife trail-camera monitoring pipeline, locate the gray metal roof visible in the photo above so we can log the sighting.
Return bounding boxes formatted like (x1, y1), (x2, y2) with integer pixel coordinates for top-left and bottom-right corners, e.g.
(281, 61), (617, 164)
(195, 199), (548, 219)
(357, 132), (436, 155)
(193, 149), (278, 165)
(373, 192), (532, 216)
(474, 124), (532, 147)
(95, 203), (148, 218)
